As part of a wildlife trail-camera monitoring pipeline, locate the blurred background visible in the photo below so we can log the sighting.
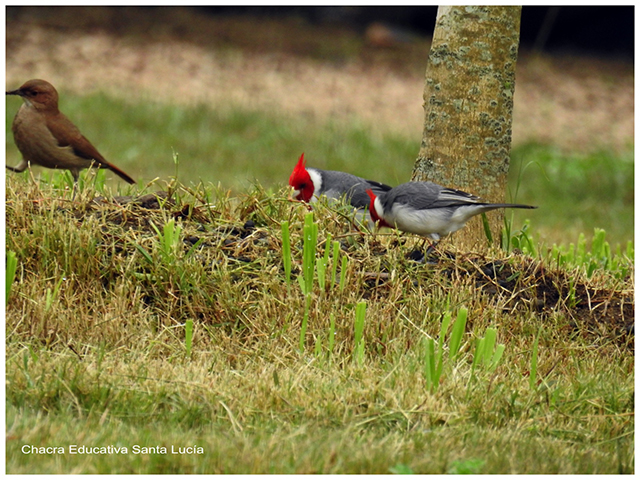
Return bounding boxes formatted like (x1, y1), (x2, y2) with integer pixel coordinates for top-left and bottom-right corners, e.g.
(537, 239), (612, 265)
(5, 6), (634, 247)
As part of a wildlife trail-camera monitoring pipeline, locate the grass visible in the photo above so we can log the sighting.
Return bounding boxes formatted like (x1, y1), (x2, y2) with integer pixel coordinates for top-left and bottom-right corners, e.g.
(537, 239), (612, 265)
(6, 91), (634, 247)
(508, 143), (634, 247)
(5, 171), (633, 474)
(4, 88), (634, 474)
(5, 91), (416, 194)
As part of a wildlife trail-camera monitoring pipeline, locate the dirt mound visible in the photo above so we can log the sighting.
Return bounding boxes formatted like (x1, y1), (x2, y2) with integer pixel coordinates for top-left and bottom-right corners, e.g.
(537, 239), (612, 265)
(79, 190), (634, 349)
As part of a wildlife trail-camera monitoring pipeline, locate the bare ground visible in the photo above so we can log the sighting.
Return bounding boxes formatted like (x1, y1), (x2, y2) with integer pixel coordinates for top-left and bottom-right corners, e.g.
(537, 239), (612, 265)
(5, 7), (634, 154)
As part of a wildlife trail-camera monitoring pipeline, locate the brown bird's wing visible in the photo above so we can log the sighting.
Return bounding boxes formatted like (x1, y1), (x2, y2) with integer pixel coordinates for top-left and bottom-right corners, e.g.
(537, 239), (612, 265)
(45, 112), (107, 163)
(45, 112), (136, 184)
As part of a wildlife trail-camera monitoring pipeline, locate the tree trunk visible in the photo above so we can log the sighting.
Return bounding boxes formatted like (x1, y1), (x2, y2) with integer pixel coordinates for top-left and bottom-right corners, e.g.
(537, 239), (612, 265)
(413, 6), (522, 249)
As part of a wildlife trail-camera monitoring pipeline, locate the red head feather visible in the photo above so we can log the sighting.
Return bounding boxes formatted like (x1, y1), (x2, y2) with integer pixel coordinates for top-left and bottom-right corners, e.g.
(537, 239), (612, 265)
(289, 153), (314, 202)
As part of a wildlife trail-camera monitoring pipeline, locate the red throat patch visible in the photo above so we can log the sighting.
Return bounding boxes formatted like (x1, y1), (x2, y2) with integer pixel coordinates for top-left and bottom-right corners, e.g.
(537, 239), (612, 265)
(366, 189), (387, 227)
(289, 153), (314, 202)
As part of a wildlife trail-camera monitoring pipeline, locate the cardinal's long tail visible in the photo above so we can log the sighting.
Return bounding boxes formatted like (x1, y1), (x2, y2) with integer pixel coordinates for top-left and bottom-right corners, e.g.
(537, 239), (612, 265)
(497, 203), (537, 210)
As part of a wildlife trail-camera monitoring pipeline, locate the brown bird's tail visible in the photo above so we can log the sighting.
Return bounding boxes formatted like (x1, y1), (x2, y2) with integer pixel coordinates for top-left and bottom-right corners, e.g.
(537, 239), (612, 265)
(102, 162), (136, 185)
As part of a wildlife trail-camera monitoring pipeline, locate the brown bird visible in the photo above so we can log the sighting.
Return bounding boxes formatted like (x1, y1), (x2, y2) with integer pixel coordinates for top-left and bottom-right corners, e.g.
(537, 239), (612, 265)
(6, 79), (135, 185)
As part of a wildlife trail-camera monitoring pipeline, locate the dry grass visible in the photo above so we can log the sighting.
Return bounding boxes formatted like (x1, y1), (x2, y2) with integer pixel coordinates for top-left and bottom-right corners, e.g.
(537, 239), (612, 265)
(5, 175), (634, 473)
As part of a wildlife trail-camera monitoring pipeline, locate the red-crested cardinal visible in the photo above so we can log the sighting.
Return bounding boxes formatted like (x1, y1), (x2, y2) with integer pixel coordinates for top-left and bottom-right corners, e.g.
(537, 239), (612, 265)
(289, 153), (391, 209)
(366, 181), (537, 242)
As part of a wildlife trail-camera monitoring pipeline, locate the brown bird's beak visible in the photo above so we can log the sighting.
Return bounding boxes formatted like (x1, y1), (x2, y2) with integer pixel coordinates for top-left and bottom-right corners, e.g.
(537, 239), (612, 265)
(6, 89), (22, 96)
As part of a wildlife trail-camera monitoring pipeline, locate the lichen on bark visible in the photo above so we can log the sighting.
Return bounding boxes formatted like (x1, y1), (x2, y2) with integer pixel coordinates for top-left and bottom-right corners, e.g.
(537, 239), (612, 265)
(413, 6), (522, 248)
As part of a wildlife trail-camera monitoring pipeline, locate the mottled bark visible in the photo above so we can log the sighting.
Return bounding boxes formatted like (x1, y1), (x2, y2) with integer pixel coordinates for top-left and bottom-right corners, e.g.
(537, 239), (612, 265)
(413, 6), (522, 248)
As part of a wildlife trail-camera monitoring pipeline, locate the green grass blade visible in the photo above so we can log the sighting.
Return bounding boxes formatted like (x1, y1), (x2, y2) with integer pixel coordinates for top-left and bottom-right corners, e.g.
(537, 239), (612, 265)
(354, 302), (366, 365)
(135, 244), (154, 265)
(481, 212), (493, 245)
(297, 275), (306, 293)
(354, 302), (366, 342)
(331, 241), (340, 289)
(185, 237), (205, 259)
(424, 337), (436, 392)
(438, 311), (452, 353)
(149, 220), (161, 238)
(302, 213), (317, 295)
(316, 259), (325, 290)
(482, 328), (498, 366)
(328, 313), (336, 355)
(299, 297), (310, 353)
(449, 308), (468, 362)
(339, 255), (348, 292)
(6, 250), (17, 305)
(502, 214), (512, 251)
(490, 344), (505, 372)
(163, 220), (174, 254)
(281, 221), (292, 285)
(592, 228), (606, 258)
(44, 277), (65, 314)
(185, 319), (193, 358)
(577, 233), (587, 264)
(317, 234), (331, 291)
(323, 234), (332, 263)
(471, 337), (485, 377)
(389, 464), (414, 474)
(436, 311), (451, 381)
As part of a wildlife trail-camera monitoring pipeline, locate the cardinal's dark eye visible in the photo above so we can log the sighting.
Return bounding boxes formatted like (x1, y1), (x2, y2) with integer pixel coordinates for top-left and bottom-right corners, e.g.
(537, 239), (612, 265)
(299, 183), (307, 189)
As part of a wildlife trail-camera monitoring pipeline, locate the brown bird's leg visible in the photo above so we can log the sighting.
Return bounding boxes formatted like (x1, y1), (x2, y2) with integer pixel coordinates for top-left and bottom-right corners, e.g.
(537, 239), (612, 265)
(69, 168), (81, 200)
